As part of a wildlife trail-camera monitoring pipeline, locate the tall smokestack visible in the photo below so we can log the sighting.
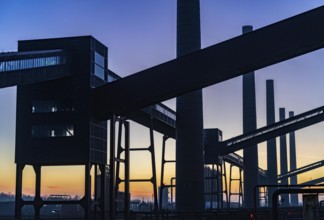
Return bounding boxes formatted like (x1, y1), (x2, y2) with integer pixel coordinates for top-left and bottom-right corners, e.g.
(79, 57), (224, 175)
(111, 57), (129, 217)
(242, 25), (259, 208)
(266, 80), (278, 207)
(279, 108), (289, 206)
(289, 111), (298, 206)
(176, 0), (205, 211)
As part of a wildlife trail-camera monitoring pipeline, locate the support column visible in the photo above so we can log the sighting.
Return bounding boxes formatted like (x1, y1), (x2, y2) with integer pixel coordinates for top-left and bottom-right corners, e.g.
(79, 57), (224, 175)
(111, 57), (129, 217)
(159, 135), (168, 211)
(33, 165), (42, 220)
(109, 115), (116, 220)
(266, 80), (278, 207)
(279, 108), (289, 206)
(242, 25), (259, 208)
(84, 163), (92, 219)
(124, 121), (130, 220)
(176, 0), (205, 212)
(15, 163), (25, 220)
(289, 111), (298, 206)
(99, 164), (106, 220)
(149, 119), (158, 211)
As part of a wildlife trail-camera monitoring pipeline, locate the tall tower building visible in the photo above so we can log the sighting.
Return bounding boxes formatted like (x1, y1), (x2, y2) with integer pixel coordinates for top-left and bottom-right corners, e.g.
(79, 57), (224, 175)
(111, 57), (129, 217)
(242, 25), (259, 208)
(176, 0), (205, 211)
(266, 79), (278, 206)
(289, 111), (298, 205)
(279, 108), (289, 206)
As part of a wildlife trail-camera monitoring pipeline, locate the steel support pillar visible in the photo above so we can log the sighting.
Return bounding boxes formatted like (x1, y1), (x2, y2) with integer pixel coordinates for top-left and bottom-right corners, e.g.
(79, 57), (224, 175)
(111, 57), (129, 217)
(93, 164), (106, 220)
(229, 164), (244, 207)
(159, 135), (174, 210)
(242, 25), (259, 208)
(128, 120), (158, 211)
(83, 163), (92, 219)
(124, 121), (130, 220)
(266, 79), (278, 207)
(115, 116), (158, 213)
(99, 164), (106, 220)
(160, 136), (176, 209)
(109, 115), (116, 220)
(33, 165), (42, 220)
(176, 0), (205, 212)
(279, 108), (289, 206)
(15, 163), (25, 220)
(115, 117), (130, 218)
(289, 111), (298, 206)
(221, 161), (229, 208)
(149, 119), (159, 211)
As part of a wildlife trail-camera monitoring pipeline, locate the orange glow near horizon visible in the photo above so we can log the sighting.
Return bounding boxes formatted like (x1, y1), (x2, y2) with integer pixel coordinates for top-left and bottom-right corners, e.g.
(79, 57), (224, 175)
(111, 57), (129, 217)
(1, 153), (324, 200)
(1, 128), (324, 200)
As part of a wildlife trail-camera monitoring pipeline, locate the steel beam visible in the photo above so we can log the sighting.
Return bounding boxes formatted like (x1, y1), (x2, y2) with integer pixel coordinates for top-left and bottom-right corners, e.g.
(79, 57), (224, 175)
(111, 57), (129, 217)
(278, 159), (324, 180)
(219, 106), (324, 155)
(93, 6), (324, 118)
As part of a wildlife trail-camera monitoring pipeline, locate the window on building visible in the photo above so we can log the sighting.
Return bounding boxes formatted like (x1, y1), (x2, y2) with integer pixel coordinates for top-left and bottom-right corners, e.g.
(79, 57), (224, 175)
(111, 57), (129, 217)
(0, 55), (65, 72)
(95, 52), (104, 68)
(32, 124), (74, 138)
(93, 51), (106, 81)
(32, 100), (74, 113)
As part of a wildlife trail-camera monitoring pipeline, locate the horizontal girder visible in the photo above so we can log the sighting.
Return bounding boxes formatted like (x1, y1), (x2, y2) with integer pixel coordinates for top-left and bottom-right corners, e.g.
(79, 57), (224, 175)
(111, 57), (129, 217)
(93, 6), (324, 118)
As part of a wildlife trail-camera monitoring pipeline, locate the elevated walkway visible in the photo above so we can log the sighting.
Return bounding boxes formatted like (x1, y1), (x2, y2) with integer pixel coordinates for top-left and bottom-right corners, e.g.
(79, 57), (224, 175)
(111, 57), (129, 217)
(218, 106), (324, 155)
(224, 153), (267, 178)
(107, 70), (176, 138)
(278, 160), (324, 180)
(92, 6), (324, 117)
(0, 50), (70, 88)
(0, 51), (176, 138)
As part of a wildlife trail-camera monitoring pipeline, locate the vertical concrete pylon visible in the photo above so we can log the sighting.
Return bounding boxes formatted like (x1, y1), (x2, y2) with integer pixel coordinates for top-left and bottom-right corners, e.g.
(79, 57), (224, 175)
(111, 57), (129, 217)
(279, 108), (289, 206)
(289, 111), (298, 206)
(242, 25), (259, 208)
(176, 0), (205, 211)
(266, 80), (278, 207)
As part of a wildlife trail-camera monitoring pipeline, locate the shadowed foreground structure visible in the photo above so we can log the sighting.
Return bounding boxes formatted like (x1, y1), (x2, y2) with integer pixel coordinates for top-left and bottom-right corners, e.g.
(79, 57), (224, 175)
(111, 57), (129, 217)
(1, 3), (324, 220)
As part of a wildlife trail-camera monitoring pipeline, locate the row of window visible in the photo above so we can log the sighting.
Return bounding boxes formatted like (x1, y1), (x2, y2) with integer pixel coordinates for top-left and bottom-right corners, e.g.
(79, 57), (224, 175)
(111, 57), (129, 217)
(32, 100), (74, 113)
(0, 56), (65, 72)
(32, 124), (74, 137)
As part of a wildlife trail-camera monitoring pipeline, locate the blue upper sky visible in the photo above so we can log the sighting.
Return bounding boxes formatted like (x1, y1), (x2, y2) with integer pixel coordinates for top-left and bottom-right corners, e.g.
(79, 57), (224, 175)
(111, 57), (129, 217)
(1, 0), (324, 196)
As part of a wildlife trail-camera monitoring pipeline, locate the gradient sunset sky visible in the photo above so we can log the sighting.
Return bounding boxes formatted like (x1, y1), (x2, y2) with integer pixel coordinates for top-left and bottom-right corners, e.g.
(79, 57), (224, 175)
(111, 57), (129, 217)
(1, 0), (324, 199)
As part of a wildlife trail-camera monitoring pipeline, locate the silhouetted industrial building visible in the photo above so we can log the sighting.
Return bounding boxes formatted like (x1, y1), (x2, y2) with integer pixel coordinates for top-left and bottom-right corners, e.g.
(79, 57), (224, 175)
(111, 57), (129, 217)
(15, 36), (108, 219)
(1, 3), (324, 219)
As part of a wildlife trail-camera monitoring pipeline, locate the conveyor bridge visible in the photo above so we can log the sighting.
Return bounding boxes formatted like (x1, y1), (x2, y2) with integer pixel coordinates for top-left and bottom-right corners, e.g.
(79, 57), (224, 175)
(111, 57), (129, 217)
(218, 106), (324, 155)
(278, 160), (324, 180)
(0, 49), (70, 88)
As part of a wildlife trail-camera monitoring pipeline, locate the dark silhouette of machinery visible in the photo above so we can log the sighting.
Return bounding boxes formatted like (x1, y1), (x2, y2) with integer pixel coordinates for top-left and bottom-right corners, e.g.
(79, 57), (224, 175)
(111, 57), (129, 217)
(1, 3), (324, 220)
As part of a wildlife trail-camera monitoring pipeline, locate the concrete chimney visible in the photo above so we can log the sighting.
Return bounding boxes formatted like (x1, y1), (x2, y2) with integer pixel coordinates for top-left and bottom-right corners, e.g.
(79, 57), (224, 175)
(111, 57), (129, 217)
(176, 0), (205, 211)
